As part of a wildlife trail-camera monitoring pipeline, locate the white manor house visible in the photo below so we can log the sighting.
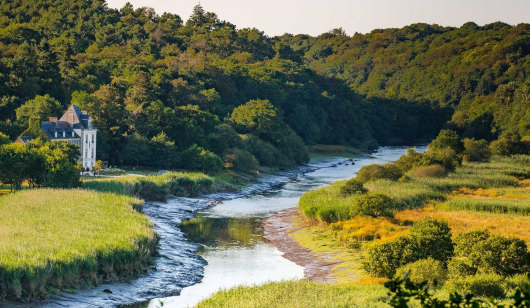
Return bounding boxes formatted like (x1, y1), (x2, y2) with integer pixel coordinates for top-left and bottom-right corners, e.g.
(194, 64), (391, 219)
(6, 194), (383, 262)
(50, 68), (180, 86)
(41, 105), (98, 169)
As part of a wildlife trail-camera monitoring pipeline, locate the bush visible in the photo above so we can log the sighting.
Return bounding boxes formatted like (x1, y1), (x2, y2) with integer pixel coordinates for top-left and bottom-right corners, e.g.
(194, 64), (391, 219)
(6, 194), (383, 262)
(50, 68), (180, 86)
(340, 178), (368, 196)
(505, 274), (530, 291)
(448, 257), (477, 278)
(420, 148), (461, 171)
(428, 129), (463, 154)
(356, 163), (403, 183)
(453, 230), (490, 257)
(364, 236), (418, 278)
(354, 193), (394, 217)
(182, 144), (224, 174)
(469, 235), (529, 276)
(223, 148), (258, 173)
(462, 138), (491, 162)
(410, 164), (446, 178)
(395, 148), (423, 172)
(395, 258), (448, 287)
(408, 218), (454, 264)
(453, 230), (529, 277)
(489, 133), (527, 155)
(445, 273), (506, 298)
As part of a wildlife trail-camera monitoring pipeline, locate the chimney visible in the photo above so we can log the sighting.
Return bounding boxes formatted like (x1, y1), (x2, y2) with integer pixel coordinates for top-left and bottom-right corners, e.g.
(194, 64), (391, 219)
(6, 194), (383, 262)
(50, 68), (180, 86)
(49, 117), (57, 123)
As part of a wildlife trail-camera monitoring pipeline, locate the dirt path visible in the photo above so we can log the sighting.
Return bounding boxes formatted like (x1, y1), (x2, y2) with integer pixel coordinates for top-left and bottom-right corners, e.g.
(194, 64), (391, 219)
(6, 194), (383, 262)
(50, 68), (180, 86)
(262, 207), (338, 282)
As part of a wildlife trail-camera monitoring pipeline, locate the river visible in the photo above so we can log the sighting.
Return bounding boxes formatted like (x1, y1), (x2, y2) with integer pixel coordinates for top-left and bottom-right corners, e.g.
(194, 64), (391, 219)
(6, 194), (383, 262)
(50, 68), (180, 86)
(41, 146), (415, 308)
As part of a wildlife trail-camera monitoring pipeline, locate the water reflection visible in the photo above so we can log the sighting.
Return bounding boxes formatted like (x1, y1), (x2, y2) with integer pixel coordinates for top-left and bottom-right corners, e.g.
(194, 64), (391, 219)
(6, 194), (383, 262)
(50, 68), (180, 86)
(180, 216), (263, 248)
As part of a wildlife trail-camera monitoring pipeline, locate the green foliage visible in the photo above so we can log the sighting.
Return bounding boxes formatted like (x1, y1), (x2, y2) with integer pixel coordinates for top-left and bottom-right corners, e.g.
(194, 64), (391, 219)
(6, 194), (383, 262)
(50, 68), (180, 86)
(445, 273), (506, 298)
(365, 218), (453, 277)
(462, 138), (491, 162)
(353, 192), (394, 217)
(429, 130), (464, 153)
(395, 258), (448, 287)
(182, 144), (224, 174)
(385, 275), (530, 307)
(408, 218), (454, 263)
(411, 164), (447, 178)
(356, 163), (403, 183)
(395, 148), (423, 172)
(452, 230), (529, 277)
(15, 94), (62, 127)
(339, 178), (368, 196)
(0, 131), (10, 145)
(223, 148), (258, 174)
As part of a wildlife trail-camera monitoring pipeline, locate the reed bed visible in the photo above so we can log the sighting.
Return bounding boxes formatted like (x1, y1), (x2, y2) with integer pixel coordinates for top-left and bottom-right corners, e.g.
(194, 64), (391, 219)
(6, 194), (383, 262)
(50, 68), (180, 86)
(439, 198), (530, 215)
(0, 189), (157, 301)
(83, 172), (230, 201)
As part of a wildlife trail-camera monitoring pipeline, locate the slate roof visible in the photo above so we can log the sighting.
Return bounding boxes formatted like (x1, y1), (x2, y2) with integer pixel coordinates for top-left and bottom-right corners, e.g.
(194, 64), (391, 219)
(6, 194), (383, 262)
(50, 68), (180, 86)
(15, 136), (35, 144)
(41, 105), (95, 140)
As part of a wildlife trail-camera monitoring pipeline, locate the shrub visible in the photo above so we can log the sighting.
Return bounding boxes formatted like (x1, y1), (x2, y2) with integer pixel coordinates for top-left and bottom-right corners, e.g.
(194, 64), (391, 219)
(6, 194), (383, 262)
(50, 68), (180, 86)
(395, 148), (423, 172)
(354, 193), (394, 217)
(445, 273), (506, 298)
(408, 218), (454, 264)
(505, 274), (530, 291)
(469, 235), (529, 276)
(356, 163), (403, 183)
(223, 148), (259, 173)
(395, 258), (448, 287)
(420, 148), (461, 171)
(428, 129), (464, 154)
(448, 257), (477, 278)
(462, 138), (491, 162)
(410, 164), (446, 178)
(453, 230), (529, 277)
(364, 236), (418, 278)
(453, 230), (491, 257)
(182, 144), (224, 174)
(489, 133), (527, 155)
(340, 178), (368, 196)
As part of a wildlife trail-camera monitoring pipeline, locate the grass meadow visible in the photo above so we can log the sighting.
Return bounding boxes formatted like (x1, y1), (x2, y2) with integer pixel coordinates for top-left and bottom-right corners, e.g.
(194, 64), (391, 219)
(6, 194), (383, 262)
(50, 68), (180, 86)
(0, 189), (157, 301)
(196, 280), (389, 308)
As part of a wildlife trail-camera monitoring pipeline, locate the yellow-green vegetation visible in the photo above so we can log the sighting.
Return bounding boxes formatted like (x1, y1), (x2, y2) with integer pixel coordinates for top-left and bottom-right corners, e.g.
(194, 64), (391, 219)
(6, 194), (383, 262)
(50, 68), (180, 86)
(0, 189), (157, 301)
(83, 172), (236, 201)
(196, 280), (389, 308)
(292, 153), (530, 301)
(290, 217), (366, 284)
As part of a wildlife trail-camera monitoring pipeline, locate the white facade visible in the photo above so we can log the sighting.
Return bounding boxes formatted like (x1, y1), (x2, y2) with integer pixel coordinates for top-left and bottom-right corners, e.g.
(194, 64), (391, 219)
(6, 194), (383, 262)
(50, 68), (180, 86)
(76, 128), (97, 169)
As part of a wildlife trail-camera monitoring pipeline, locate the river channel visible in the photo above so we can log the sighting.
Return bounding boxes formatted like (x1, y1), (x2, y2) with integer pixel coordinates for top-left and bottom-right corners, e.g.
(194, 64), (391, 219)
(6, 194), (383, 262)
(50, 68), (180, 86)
(42, 146), (415, 308)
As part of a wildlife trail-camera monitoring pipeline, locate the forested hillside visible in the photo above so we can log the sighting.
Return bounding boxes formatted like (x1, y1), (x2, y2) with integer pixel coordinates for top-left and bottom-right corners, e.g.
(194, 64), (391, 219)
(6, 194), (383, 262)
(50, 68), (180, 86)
(280, 23), (529, 142)
(0, 0), (527, 172)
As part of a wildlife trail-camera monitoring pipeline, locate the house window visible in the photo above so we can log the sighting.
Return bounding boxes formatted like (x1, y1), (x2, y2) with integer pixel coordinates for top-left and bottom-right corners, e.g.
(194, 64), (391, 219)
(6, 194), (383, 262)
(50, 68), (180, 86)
(72, 132), (75, 137)
(92, 134), (94, 143)
(54, 132), (57, 138)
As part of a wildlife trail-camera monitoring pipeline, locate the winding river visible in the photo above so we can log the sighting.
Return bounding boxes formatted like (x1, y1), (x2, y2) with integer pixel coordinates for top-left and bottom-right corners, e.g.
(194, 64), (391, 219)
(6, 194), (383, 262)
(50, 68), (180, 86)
(41, 146), (415, 308)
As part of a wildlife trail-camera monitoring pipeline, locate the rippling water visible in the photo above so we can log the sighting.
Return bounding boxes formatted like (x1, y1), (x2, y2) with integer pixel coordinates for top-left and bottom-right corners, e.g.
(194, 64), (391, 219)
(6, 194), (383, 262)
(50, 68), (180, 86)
(37, 146), (418, 308)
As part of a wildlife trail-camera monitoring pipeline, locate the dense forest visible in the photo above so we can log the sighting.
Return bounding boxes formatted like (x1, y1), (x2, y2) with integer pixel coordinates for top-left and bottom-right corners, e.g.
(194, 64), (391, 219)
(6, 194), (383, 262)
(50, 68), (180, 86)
(0, 0), (527, 173)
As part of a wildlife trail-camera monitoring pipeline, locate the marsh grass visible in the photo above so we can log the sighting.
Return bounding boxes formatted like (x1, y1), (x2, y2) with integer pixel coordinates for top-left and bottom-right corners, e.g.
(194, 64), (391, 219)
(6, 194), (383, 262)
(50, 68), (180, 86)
(196, 280), (389, 308)
(439, 198), (530, 215)
(0, 189), (157, 301)
(83, 172), (234, 201)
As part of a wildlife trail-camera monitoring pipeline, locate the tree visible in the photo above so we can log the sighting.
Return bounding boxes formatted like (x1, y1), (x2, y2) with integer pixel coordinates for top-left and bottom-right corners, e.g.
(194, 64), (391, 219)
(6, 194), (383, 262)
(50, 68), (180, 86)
(15, 94), (63, 127)
(428, 129), (464, 153)
(93, 160), (105, 176)
(0, 132), (10, 146)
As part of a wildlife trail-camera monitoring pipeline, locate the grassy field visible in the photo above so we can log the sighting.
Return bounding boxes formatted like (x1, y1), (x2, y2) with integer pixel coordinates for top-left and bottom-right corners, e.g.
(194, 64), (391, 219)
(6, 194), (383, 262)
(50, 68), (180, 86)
(83, 171), (237, 201)
(196, 280), (389, 308)
(0, 189), (157, 301)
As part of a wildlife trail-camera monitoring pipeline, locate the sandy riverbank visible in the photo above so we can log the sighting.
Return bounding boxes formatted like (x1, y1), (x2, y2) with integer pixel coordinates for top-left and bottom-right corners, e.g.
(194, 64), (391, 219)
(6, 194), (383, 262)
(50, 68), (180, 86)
(262, 207), (339, 282)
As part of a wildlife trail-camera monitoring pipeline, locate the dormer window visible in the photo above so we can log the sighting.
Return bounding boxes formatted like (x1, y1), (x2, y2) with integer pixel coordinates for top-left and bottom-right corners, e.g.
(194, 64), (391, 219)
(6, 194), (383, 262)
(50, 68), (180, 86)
(54, 132), (57, 138)
(63, 132), (66, 138)
(72, 132), (75, 137)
